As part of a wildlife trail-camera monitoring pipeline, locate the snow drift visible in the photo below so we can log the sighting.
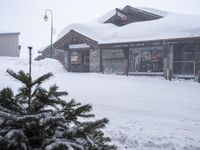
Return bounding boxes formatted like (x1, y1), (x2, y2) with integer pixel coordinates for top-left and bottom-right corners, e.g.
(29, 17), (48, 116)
(0, 57), (200, 149)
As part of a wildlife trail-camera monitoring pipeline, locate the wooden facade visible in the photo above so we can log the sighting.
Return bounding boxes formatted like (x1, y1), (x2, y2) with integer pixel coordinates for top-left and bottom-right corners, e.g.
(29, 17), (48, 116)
(99, 37), (200, 79)
(37, 6), (200, 79)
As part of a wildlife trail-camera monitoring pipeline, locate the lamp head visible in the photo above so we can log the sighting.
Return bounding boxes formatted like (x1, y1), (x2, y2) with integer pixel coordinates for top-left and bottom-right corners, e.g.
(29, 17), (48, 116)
(28, 46), (32, 50)
(44, 14), (48, 21)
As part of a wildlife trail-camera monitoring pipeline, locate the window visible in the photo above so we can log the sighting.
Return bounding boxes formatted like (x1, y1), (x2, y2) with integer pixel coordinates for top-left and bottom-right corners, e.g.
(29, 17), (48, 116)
(130, 48), (164, 72)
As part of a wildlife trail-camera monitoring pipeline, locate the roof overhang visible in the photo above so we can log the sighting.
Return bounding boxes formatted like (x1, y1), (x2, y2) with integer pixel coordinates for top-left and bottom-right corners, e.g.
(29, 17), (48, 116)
(99, 36), (200, 49)
(54, 30), (99, 50)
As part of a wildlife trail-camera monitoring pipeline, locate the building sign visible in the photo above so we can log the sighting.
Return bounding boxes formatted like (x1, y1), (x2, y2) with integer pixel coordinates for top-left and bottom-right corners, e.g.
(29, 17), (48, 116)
(70, 51), (81, 64)
(116, 10), (127, 21)
(69, 43), (90, 49)
(71, 55), (78, 62)
(100, 40), (180, 49)
(91, 51), (97, 60)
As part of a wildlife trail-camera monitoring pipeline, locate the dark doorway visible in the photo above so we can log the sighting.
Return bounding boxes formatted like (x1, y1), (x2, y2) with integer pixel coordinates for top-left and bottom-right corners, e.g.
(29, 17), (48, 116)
(69, 49), (90, 72)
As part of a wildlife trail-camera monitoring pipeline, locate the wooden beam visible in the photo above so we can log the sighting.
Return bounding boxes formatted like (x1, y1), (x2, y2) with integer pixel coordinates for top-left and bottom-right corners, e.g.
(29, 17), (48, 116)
(99, 36), (200, 49)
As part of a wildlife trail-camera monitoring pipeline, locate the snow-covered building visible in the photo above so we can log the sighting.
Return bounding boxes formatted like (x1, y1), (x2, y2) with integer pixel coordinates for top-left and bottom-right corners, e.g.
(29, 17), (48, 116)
(0, 32), (20, 57)
(37, 5), (200, 79)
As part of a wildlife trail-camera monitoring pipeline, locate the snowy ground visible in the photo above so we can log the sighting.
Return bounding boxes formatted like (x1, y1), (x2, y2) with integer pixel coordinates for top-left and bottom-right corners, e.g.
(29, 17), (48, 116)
(0, 57), (200, 150)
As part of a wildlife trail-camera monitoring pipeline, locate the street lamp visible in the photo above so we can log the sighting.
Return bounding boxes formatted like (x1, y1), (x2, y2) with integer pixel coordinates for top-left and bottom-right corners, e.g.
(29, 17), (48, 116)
(44, 9), (53, 58)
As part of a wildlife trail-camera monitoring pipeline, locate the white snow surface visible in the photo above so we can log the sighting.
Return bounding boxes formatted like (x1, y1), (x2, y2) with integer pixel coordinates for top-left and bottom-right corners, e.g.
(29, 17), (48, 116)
(58, 7), (200, 44)
(1, 57), (200, 150)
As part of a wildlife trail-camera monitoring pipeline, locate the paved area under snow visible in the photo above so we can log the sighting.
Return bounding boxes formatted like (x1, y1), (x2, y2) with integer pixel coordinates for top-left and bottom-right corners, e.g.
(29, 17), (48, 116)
(0, 57), (200, 150)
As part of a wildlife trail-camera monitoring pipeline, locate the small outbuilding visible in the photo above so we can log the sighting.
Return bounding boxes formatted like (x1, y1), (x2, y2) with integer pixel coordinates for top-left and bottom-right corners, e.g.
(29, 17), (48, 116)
(0, 32), (20, 57)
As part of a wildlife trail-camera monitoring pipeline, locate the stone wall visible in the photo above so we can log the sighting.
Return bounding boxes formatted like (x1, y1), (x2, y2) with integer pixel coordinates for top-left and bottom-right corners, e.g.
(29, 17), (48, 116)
(89, 49), (101, 72)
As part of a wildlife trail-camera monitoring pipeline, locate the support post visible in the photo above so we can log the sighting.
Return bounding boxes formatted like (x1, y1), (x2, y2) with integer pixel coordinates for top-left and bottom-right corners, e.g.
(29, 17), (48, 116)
(168, 45), (174, 80)
(123, 48), (129, 76)
(28, 46), (32, 78)
(100, 49), (103, 74)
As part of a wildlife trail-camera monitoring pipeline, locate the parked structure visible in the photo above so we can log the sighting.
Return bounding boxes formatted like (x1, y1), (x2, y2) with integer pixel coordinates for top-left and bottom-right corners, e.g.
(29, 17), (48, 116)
(0, 32), (20, 57)
(37, 6), (200, 79)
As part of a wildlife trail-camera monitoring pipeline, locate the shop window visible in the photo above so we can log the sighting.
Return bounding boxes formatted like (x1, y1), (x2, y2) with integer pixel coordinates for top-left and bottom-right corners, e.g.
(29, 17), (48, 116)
(174, 44), (200, 75)
(130, 49), (164, 72)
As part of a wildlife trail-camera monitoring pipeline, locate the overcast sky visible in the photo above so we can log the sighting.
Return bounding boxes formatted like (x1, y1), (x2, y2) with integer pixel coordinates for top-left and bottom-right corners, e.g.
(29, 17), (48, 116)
(0, 0), (200, 58)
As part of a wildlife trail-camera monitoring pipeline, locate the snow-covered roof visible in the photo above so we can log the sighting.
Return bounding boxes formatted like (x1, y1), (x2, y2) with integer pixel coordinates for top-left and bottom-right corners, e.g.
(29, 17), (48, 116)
(38, 45), (49, 53)
(0, 32), (20, 36)
(58, 6), (200, 44)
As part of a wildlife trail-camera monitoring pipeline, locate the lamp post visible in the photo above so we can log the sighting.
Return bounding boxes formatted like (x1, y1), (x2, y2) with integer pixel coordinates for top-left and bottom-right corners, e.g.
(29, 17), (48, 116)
(44, 9), (53, 58)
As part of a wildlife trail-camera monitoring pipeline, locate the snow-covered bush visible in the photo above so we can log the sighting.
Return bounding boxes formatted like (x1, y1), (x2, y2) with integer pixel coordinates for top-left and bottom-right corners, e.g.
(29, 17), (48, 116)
(0, 69), (116, 150)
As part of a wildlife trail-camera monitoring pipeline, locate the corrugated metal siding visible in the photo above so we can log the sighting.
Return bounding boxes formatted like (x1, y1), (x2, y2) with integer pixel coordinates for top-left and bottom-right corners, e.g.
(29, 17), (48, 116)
(0, 34), (19, 57)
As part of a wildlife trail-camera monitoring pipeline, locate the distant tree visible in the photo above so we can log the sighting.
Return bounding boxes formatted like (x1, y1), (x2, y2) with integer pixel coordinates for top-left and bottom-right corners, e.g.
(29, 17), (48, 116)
(0, 69), (116, 150)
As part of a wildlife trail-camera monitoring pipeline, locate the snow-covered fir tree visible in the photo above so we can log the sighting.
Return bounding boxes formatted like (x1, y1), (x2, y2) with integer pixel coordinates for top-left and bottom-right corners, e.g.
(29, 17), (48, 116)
(0, 69), (116, 150)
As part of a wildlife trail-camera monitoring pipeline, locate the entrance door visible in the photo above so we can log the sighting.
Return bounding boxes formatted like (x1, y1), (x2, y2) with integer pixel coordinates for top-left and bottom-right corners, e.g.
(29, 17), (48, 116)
(70, 49), (90, 72)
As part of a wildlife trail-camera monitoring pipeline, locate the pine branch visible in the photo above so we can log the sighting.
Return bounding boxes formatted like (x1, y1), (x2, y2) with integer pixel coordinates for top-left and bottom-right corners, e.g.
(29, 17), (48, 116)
(48, 85), (68, 98)
(17, 115), (40, 123)
(64, 104), (94, 122)
(37, 109), (54, 116)
(7, 69), (31, 87)
(4, 129), (27, 150)
(0, 106), (19, 115)
(77, 118), (109, 136)
(0, 88), (23, 113)
(40, 116), (65, 127)
(31, 86), (47, 99)
(31, 72), (53, 87)
(45, 141), (84, 150)
(0, 111), (18, 121)
(16, 87), (29, 99)
(0, 87), (13, 99)
(63, 99), (81, 110)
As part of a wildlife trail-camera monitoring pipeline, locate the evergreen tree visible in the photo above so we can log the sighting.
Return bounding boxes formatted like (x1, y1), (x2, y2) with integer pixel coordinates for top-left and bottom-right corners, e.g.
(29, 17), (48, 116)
(0, 69), (116, 150)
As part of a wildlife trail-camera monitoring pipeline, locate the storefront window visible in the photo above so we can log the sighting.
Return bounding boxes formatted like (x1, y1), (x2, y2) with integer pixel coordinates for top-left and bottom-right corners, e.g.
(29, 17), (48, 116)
(174, 44), (200, 75)
(130, 48), (164, 72)
(102, 49), (126, 73)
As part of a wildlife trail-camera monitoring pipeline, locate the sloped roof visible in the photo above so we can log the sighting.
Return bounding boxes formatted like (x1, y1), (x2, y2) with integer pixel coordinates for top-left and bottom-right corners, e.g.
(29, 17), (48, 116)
(0, 32), (20, 36)
(58, 6), (200, 44)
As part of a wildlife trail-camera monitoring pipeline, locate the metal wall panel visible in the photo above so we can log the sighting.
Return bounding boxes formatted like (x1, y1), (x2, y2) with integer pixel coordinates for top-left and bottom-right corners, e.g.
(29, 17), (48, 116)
(0, 33), (19, 57)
